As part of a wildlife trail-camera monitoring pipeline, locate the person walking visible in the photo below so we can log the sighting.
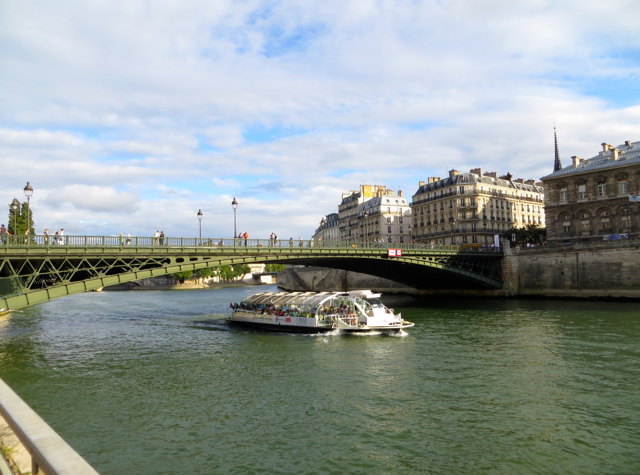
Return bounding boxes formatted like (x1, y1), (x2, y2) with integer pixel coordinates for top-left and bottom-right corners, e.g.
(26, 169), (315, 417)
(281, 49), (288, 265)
(298, 237), (303, 248)
(154, 231), (159, 245)
(126, 233), (131, 245)
(159, 231), (164, 245)
(289, 237), (294, 248)
(43, 229), (49, 245)
(120, 233), (124, 246)
(243, 232), (249, 247)
(59, 229), (65, 245)
(269, 233), (275, 246)
(0, 225), (8, 245)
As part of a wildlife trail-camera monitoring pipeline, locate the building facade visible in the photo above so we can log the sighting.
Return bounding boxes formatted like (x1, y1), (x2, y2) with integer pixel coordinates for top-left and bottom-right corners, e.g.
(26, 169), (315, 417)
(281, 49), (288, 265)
(358, 191), (411, 243)
(411, 169), (544, 246)
(312, 213), (339, 242)
(541, 140), (640, 243)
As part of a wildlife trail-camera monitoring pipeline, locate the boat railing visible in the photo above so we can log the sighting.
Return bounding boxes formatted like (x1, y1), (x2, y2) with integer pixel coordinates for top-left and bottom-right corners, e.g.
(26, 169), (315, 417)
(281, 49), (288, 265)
(336, 314), (359, 327)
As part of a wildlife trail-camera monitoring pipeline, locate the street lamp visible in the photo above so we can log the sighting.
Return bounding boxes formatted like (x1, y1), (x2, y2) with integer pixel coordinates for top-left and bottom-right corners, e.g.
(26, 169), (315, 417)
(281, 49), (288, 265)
(197, 209), (203, 239)
(9, 198), (19, 234)
(231, 198), (238, 238)
(23, 182), (33, 235)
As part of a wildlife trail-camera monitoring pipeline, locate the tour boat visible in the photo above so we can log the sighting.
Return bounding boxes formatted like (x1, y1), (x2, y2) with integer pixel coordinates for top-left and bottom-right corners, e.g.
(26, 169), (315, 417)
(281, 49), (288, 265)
(227, 290), (414, 333)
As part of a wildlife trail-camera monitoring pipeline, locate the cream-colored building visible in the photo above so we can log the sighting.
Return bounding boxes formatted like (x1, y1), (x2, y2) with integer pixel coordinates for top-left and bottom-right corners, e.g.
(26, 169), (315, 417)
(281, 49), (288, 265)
(312, 185), (412, 244)
(312, 213), (339, 242)
(411, 169), (544, 246)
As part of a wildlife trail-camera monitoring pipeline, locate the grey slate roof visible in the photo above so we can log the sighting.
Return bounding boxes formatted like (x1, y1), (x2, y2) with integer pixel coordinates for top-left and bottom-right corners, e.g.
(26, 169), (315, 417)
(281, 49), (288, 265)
(361, 195), (408, 211)
(541, 140), (640, 180)
(413, 173), (542, 197)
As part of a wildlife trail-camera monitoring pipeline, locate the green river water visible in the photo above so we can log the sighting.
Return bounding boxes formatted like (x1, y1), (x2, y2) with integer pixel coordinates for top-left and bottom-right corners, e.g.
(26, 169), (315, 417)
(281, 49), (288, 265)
(0, 285), (639, 474)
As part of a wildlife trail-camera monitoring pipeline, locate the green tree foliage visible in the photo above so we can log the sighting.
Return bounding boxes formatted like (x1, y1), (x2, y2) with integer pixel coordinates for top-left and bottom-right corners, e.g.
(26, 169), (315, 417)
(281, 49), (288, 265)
(194, 268), (213, 279)
(173, 271), (193, 283)
(7, 202), (35, 236)
(264, 263), (286, 273)
(503, 224), (546, 247)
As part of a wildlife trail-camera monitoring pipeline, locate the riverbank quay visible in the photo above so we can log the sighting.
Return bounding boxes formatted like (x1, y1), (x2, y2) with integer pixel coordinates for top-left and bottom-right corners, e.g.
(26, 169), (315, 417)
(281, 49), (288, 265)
(278, 240), (640, 299)
(0, 378), (99, 475)
(102, 275), (274, 291)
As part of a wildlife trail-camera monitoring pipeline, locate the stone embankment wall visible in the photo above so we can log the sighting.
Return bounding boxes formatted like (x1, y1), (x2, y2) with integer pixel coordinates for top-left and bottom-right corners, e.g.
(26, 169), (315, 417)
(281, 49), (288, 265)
(278, 241), (640, 299)
(505, 240), (640, 298)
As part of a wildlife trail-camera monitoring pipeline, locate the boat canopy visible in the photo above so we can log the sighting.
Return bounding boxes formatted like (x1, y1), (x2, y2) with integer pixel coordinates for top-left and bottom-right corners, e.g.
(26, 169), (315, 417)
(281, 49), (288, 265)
(240, 291), (381, 307)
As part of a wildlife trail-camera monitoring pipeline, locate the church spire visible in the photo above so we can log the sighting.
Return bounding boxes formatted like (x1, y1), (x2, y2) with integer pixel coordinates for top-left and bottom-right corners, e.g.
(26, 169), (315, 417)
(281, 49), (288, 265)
(553, 126), (562, 172)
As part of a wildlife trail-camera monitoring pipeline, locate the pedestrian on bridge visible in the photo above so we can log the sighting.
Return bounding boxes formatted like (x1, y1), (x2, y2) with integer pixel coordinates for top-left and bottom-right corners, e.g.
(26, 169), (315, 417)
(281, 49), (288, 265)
(0, 225), (8, 244)
(243, 232), (249, 246)
(299, 237), (303, 248)
(289, 237), (294, 248)
(154, 231), (159, 245)
(160, 231), (164, 245)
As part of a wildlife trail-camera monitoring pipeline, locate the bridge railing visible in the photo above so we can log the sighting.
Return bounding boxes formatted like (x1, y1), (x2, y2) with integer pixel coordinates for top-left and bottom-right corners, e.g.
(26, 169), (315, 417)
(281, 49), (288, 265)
(0, 235), (503, 253)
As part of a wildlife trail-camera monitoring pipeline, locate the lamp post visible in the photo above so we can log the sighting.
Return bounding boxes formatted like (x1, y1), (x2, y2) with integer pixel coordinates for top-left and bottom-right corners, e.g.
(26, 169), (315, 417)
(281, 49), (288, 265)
(231, 198), (238, 239)
(197, 209), (203, 239)
(10, 198), (19, 235)
(23, 182), (33, 235)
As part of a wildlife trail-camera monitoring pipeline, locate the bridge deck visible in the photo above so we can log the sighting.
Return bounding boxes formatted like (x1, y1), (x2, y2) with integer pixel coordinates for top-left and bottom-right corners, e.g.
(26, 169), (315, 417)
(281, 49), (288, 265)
(1, 236), (503, 311)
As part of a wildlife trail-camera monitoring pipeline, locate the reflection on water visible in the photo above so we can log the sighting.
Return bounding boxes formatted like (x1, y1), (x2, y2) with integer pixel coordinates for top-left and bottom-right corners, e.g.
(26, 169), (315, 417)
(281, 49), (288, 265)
(0, 286), (639, 475)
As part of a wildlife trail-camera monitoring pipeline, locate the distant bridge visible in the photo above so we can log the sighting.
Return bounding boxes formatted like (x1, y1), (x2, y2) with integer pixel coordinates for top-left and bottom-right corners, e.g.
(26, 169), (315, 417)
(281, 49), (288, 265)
(0, 235), (503, 311)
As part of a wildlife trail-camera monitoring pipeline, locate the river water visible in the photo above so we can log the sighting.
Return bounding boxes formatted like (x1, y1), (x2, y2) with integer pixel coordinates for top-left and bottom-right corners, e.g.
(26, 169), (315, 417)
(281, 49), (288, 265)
(0, 285), (639, 474)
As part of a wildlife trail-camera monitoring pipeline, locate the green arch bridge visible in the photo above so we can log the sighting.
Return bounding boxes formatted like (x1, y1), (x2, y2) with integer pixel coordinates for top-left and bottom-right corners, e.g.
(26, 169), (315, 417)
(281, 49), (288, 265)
(0, 235), (503, 311)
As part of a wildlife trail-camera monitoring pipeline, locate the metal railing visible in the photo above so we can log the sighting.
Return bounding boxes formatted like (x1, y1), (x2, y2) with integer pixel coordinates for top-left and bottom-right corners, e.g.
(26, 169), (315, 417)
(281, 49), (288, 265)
(0, 235), (503, 253)
(0, 377), (100, 475)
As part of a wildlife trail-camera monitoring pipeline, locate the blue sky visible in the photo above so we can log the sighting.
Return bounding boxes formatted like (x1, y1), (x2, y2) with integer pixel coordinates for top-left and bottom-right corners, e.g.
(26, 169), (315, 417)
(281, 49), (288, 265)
(2, 0), (640, 238)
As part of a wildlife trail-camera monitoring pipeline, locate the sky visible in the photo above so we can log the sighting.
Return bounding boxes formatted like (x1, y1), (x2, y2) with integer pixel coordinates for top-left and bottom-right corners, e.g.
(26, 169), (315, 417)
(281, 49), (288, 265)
(2, 0), (640, 239)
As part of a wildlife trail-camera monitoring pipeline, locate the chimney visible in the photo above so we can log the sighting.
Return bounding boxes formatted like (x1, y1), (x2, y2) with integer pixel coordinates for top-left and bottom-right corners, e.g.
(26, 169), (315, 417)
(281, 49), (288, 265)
(419, 181), (426, 187)
(483, 171), (497, 179)
(514, 178), (525, 184)
(428, 176), (440, 184)
(449, 169), (460, 178)
(572, 156), (581, 167)
(398, 190), (403, 197)
(602, 142), (611, 152)
(611, 148), (619, 160)
(470, 168), (482, 176)
(525, 179), (536, 185)
(625, 140), (633, 148)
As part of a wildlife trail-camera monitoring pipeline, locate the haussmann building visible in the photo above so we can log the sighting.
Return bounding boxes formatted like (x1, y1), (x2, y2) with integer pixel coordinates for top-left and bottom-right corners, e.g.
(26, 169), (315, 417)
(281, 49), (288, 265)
(410, 169), (544, 246)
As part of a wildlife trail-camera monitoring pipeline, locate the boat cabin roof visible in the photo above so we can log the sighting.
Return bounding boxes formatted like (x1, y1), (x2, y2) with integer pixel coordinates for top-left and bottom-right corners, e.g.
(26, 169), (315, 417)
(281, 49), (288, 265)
(240, 291), (381, 307)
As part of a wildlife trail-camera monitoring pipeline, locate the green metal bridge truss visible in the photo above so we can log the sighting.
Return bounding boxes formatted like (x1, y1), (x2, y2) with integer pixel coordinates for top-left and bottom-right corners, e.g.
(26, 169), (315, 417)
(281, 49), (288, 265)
(0, 235), (503, 311)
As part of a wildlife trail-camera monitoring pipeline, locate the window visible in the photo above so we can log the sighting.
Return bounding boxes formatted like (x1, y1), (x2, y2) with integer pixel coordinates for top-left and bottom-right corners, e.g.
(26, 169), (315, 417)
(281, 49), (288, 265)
(400, 226), (404, 233)
(388, 226), (392, 233)
(471, 210), (477, 218)
(578, 184), (587, 200)
(459, 186), (465, 194)
(462, 235), (468, 243)
(472, 235), (478, 243)
(560, 188), (568, 201)
(562, 215), (571, 233)
(470, 198), (476, 206)
(600, 211), (610, 230)
(581, 213), (590, 232)
(618, 180), (628, 194)
(471, 223), (476, 232)
(598, 183), (607, 197)
(387, 217), (391, 223)
(460, 198), (466, 206)
(399, 217), (403, 223)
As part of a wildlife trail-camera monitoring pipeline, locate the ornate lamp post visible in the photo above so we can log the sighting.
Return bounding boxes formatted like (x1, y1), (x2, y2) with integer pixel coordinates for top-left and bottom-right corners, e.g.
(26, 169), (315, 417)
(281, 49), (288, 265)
(231, 198), (238, 238)
(23, 182), (33, 235)
(10, 198), (19, 235)
(197, 209), (203, 239)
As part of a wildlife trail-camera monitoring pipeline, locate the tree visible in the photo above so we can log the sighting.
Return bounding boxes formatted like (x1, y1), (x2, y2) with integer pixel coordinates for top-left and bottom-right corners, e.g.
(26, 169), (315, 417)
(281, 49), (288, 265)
(265, 263), (286, 273)
(503, 224), (546, 247)
(173, 271), (193, 283)
(7, 202), (35, 236)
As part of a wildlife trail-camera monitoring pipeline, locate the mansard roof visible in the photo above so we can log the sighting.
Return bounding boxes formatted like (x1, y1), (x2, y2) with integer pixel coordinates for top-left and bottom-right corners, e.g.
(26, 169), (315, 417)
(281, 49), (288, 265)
(413, 172), (543, 197)
(361, 195), (409, 211)
(541, 140), (640, 180)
